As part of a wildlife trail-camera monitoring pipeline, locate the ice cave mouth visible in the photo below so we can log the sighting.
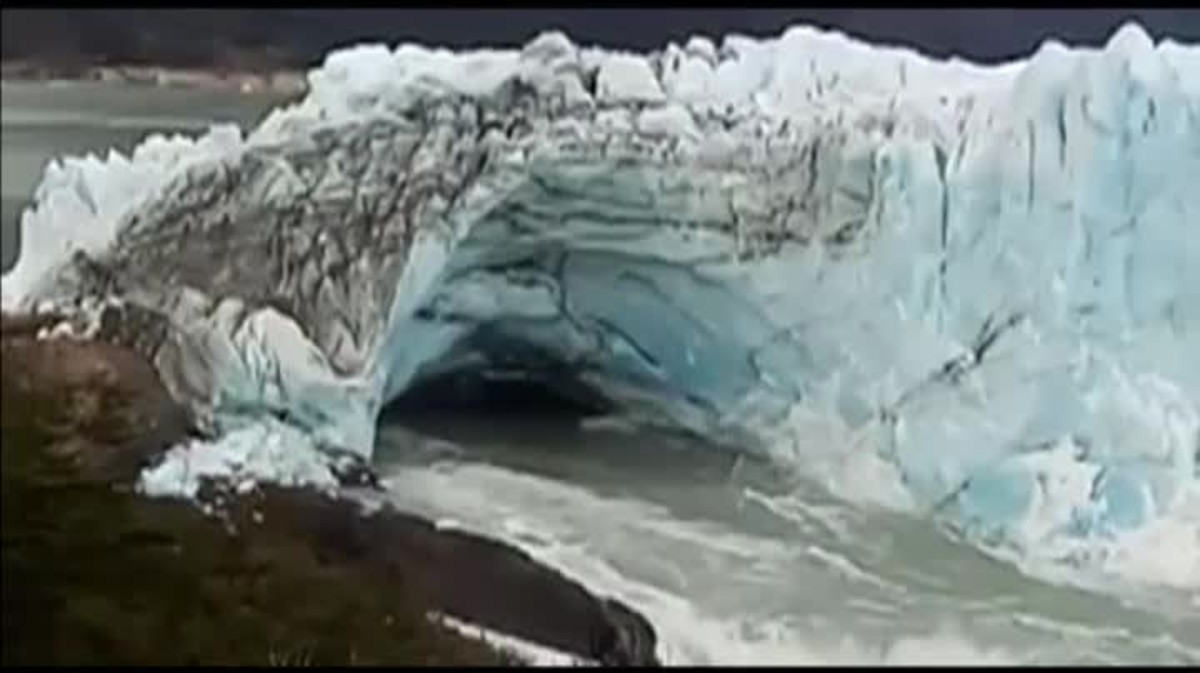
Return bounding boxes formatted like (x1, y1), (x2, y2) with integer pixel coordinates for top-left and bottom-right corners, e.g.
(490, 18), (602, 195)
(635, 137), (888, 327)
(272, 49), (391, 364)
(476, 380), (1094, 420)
(380, 367), (619, 451)
(370, 195), (809, 454)
(382, 361), (617, 423)
(376, 243), (773, 450)
(369, 159), (809, 453)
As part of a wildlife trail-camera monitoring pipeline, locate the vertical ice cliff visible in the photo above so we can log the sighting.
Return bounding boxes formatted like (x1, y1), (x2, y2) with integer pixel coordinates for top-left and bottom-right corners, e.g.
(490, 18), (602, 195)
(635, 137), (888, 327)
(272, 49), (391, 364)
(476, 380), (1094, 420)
(3, 22), (1197, 585)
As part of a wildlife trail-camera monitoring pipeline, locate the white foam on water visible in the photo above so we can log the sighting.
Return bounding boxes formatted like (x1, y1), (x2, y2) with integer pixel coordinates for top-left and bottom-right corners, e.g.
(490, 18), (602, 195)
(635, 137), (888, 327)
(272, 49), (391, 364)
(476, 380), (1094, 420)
(366, 457), (1047, 666)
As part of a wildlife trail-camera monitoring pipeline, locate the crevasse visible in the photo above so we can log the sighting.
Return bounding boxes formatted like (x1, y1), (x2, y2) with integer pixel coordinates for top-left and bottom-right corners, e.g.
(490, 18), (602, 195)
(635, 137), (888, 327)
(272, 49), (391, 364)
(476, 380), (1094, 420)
(2, 22), (1197, 586)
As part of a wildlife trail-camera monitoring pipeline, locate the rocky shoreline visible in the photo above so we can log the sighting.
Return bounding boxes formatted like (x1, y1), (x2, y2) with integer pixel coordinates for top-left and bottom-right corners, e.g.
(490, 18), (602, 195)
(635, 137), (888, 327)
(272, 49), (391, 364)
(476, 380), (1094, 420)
(0, 310), (659, 666)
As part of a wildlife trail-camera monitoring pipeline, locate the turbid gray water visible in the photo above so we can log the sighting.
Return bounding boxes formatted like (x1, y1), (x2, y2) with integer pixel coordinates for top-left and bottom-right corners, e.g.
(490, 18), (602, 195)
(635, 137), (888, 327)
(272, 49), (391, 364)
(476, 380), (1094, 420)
(2, 80), (1197, 665)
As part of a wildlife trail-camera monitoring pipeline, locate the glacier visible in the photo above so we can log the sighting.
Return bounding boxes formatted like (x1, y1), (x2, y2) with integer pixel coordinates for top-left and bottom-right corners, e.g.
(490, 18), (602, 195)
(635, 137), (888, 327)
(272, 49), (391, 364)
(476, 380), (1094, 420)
(2, 22), (1198, 586)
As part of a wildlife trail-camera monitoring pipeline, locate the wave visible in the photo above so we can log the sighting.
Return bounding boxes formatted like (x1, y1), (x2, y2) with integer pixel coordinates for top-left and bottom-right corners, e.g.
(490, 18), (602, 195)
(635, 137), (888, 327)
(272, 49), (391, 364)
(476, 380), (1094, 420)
(2, 21), (1197, 592)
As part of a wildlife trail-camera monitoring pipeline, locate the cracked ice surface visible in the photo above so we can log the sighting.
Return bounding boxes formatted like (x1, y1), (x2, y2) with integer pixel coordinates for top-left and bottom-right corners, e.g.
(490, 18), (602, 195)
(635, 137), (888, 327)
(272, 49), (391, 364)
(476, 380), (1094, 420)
(2, 22), (1197, 586)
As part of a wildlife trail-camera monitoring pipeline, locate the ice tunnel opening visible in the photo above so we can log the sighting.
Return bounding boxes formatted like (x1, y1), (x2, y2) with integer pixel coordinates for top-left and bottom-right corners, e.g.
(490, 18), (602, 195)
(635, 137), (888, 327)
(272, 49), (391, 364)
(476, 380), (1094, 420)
(374, 253), (720, 447)
(380, 328), (619, 441)
(379, 362), (623, 457)
(370, 162), (802, 454)
(384, 367), (614, 421)
(373, 246), (787, 453)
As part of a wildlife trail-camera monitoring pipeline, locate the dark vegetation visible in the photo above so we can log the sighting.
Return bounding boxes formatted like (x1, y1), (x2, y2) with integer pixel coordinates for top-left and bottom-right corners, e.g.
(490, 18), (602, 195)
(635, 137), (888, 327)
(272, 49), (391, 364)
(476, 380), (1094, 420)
(0, 313), (515, 666)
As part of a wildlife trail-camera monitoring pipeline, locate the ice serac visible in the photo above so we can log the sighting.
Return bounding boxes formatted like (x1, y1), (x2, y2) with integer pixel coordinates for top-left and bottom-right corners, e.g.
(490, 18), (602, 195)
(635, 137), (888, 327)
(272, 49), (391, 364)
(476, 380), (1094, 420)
(3, 22), (1197, 584)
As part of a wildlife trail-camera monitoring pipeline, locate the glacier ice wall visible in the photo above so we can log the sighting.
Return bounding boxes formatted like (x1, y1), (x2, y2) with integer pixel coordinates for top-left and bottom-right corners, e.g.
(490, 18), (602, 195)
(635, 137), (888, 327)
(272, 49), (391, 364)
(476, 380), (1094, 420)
(3, 23), (1197, 585)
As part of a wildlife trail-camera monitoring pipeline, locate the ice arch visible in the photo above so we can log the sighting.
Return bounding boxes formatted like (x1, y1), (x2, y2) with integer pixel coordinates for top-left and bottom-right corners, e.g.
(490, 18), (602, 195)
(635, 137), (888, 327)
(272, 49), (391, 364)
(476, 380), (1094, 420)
(4, 22), (1197, 582)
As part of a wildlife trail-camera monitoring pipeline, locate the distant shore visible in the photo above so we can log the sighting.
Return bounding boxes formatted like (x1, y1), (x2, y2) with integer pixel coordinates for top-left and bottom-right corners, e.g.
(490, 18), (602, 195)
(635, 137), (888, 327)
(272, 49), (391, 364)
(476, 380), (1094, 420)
(1, 61), (308, 95)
